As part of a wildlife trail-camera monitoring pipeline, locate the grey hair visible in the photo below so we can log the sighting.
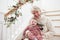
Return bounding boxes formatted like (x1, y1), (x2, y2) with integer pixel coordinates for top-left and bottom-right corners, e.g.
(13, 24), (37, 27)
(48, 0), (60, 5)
(32, 6), (45, 15)
(32, 6), (41, 12)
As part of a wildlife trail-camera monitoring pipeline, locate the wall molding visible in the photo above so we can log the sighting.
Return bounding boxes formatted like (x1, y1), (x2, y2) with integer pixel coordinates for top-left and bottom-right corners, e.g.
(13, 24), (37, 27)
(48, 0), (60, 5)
(54, 35), (60, 37)
(46, 14), (60, 16)
(55, 26), (60, 28)
(52, 19), (60, 21)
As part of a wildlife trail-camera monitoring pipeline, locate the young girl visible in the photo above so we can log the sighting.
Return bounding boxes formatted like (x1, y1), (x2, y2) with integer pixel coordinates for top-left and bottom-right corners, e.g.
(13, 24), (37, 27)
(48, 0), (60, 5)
(22, 19), (43, 40)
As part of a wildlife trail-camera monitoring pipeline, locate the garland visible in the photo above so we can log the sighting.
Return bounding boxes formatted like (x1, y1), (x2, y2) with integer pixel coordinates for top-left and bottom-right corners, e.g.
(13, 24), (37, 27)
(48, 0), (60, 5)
(4, 0), (38, 28)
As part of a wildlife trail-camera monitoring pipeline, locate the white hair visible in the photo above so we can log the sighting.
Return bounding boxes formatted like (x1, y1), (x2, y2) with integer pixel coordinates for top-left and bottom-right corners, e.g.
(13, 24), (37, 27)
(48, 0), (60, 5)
(32, 6), (41, 12)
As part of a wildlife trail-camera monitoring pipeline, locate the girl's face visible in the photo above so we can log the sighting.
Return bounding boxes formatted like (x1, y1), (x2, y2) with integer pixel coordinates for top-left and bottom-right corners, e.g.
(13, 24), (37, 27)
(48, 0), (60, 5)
(30, 19), (37, 26)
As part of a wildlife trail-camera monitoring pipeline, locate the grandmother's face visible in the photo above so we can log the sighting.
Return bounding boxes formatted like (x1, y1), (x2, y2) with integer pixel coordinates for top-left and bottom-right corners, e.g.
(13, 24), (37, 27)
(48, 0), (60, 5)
(32, 8), (41, 17)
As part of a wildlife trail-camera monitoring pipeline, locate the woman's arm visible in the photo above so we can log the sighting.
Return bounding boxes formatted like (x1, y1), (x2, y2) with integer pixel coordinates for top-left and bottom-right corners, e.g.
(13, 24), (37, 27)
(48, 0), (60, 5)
(44, 18), (55, 38)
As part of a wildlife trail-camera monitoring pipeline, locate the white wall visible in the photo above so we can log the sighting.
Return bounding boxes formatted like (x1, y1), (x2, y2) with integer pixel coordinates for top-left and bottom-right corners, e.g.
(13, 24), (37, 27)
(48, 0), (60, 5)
(41, 0), (60, 11)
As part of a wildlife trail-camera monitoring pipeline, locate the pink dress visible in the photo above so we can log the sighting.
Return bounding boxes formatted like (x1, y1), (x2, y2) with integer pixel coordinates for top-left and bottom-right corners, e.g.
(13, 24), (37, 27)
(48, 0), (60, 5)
(22, 25), (43, 40)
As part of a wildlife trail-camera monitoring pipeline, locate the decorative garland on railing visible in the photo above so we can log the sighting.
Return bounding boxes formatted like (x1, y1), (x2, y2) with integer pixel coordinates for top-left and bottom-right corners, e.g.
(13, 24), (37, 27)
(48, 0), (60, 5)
(4, 0), (38, 28)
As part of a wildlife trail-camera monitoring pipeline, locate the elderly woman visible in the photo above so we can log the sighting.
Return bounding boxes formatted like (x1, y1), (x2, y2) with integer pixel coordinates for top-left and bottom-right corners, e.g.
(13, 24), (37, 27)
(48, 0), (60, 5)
(31, 6), (54, 40)
(22, 19), (43, 40)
